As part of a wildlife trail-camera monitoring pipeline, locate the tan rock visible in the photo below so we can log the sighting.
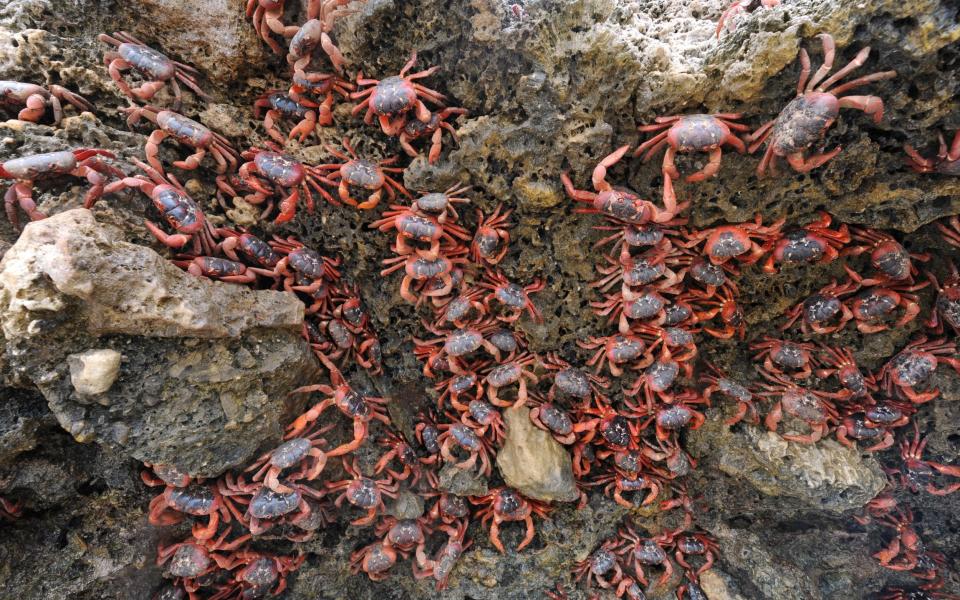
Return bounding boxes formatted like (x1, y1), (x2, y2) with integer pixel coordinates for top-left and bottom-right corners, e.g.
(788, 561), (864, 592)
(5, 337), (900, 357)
(67, 349), (121, 398)
(496, 406), (578, 502)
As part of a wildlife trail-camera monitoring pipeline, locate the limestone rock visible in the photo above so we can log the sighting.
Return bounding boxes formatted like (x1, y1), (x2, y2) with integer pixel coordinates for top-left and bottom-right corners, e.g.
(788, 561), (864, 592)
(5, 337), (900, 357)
(0, 209), (318, 476)
(67, 349), (121, 397)
(496, 406), (578, 503)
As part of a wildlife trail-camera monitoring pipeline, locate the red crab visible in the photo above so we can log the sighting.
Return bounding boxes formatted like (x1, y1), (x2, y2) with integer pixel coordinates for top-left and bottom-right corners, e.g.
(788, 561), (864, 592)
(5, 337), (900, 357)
(673, 531), (719, 578)
(471, 203), (513, 265)
(484, 352), (539, 407)
(0, 80), (93, 125)
(878, 337), (960, 404)
(624, 357), (692, 414)
(634, 113), (749, 182)
(872, 507), (923, 571)
(148, 483), (244, 540)
(414, 321), (503, 377)
(288, 71), (354, 125)
(578, 333), (651, 377)
(759, 373), (839, 443)
(572, 396), (638, 459)
(381, 246), (469, 304)
(926, 261), (960, 335)
(245, 0), (298, 54)
(813, 344), (876, 401)
(315, 138), (409, 209)
(879, 589), (960, 600)
(156, 528), (250, 582)
(287, 13), (350, 76)
(615, 522), (675, 587)
(399, 107), (468, 163)
(890, 423), (960, 496)
(591, 252), (681, 299)
(716, 0), (780, 36)
(174, 256), (258, 284)
(371, 203), (470, 260)
(593, 219), (684, 263)
(700, 362), (759, 426)
(748, 34), (896, 175)
(245, 424), (334, 494)
(905, 130), (960, 175)
(351, 52), (448, 135)
(0, 496), (22, 521)
(844, 267), (927, 334)
(122, 105), (239, 175)
(99, 31), (211, 111)
(528, 396), (577, 445)
(592, 287), (675, 334)
(253, 90), (322, 143)
(751, 336), (816, 379)
(781, 276), (859, 334)
(215, 227), (281, 269)
(681, 213), (783, 266)
(460, 399), (507, 445)
(844, 226), (929, 282)
(287, 368), (390, 456)
(480, 270), (545, 323)
(836, 415), (895, 453)
(375, 430), (437, 488)
(640, 390), (708, 441)
(213, 551), (305, 598)
(762, 212), (850, 273)
(1, 148), (122, 229)
(433, 287), (488, 329)
(573, 539), (630, 594)
(691, 286), (744, 339)
(562, 145), (689, 225)
(410, 185), (472, 224)
(470, 487), (551, 553)
(258, 235), (342, 296)
(588, 468), (663, 508)
(103, 159), (217, 253)
(218, 474), (327, 538)
(413, 518), (471, 591)
(541, 352), (611, 403)
(437, 417), (495, 476)
(327, 457), (399, 526)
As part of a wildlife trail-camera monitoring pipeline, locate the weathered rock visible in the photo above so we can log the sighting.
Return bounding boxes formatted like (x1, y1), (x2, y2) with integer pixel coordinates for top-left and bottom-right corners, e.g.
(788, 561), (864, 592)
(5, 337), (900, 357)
(0, 209), (318, 476)
(67, 349), (121, 398)
(690, 420), (886, 512)
(496, 406), (578, 502)
(438, 462), (489, 497)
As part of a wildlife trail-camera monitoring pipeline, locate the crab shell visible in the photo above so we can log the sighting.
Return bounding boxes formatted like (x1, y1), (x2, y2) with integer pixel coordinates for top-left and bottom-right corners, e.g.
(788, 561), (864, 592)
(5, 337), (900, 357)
(1, 150), (77, 179)
(118, 43), (176, 81)
(370, 76), (417, 117)
(769, 92), (839, 156)
(341, 159), (384, 190)
(254, 151), (305, 187)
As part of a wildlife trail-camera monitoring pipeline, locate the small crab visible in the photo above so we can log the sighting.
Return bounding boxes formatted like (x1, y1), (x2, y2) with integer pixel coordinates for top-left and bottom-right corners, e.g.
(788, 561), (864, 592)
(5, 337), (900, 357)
(480, 270), (545, 323)
(845, 226), (929, 282)
(751, 336), (816, 379)
(399, 107), (468, 164)
(578, 333), (651, 377)
(437, 418), (495, 476)
(414, 321), (503, 377)
(254, 90), (322, 143)
(674, 531), (719, 578)
(905, 130), (960, 175)
(813, 344), (876, 401)
(844, 267), (927, 334)
(573, 540), (629, 593)
(615, 522), (675, 588)
(878, 337), (960, 404)
(148, 483), (243, 540)
(541, 352), (611, 403)
(701, 361), (759, 426)
(122, 105), (239, 175)
(781, 276), (858, 334)
(461, 399), (507, 445)
(99, 31), (211, 110)
(156, 527), (249, 581)
(762, 211), (850, 273)
(691, 286), (744, 339)
(528, 397), (577, 444)
(681, 213), (784, 266)
(413, 519), (471, 591)
(1, 148), (122, 229)
(288, 71), (354, 124)
(326, 458), (399, 526)
(287, 13), (349, 75)
(640, 391), (708, 441)
(215, 550), (305, 598)
(411, 184), (472, 223)
(926, 261), (960, 335)
(245, 424), (333, 493)
(0, 80), (93, 125)
(371, 203), (470, 260)
(375, 430), (437, 488)
(624, 357), (691, 414)
(351, 52), (448, 135)
(748, 34), (896, 175)
(315, 138), (409, 209)
(215, 227), (281, 268)
(471, 203), (513, 265)
(836, 416), (895, 452)
(759, 373), (839, 443)
(589, 468), (663, 508)
(381, 247), (469, 304)
(245, 0), (298, 54)
(592, 287), (673, 334)
(173, 256), (258, 284)
(634, 113), (750, 182)
(893, 424), (960, 496)
(471, 487), (551, 553)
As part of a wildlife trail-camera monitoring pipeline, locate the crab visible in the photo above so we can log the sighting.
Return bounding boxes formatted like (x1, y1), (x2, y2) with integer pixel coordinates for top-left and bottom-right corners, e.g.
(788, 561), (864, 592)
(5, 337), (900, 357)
(437, 418), (495, 476)
(844, 268), (927, 334)
(0, 80), (93, 125)
(541, 352), (610, 403)
(572, 396), (638, 459)
(879, 588), (960, 600)
(103, 159), (217, 254)
(287, 368), (390, 456)
(381, 247), (469, 304)
(878, 337), (960, 404)
(460, 399), (507, 445)
(375, 430), (437, 488)
(592, 287), (674, 334)
(434, 367), (487, 411)
(288, 71), (354, 124)
(413, 519), (471, 591)
(326, 457), (399, 526)
(212, 551), (305, 599)
(425, 492), (470, 525)
(872, 507), (924, 571)
(148, 483), (244, 540)
(700, 362), (759, 426)
(759, 373), (839, 443)
(414, 321), (503, 377)
(480, 270), (545, 323)
(643, 437), (697, 479)
(156, 528), (250, 582)
(215, 227), (280, 268)
(926, 261), (960, 335)
(122, 105), (239, 175)
(245, 0), (298, 54)
(562, 145), (688, 225)
(399, 106), (468, 163)
(681, 213), (784, 266)
(0, 496), (22, 521)
(634, 113), (750, 182)
(691, 286), (744, 339)
(407, 185), (472, 225)
(751, 336), (816, 379)
(673, 531), (718, 578)
(589, 468), (663, 508)
(716, 0), (780, 36)
(471, 487), (551, 553)
(245, 424), (334, 494)
(640, 391), (708, 441)
(1, 148), (122, 229)
(573, 540), (630, 593)
(762, 212), (850, 273)
(845, 226), (929, 282)
(483, 352), (539, 408)
(287, 13), (350, 76)
(747, 34), (896, 175)
(433, 287), (488, 329)
(528, 396), (577, 444)
(781, 276), (859, 334)
(257, 235), (341, 296)
(173, 256), (258, 284)
(253, 90), (323, 143)
(371, 203), (470, 260)
(890, 423), (960, 496)
(591, 252), (682, 300)
(351, 52), (448, 135)
(471, 203), (513, 265)
(578, 333), (651, 377)
(218, 474), (326, 537)
(99, 32), (211, 111)
(813, 344), (876, 401)
(314, 138), (409, 209)
(835, 416), (895, 452)
(624, 357), (691, 414)
(593, 219), (684, 261)
(615, 522), (676, 587)
(905, 130), (960, 175)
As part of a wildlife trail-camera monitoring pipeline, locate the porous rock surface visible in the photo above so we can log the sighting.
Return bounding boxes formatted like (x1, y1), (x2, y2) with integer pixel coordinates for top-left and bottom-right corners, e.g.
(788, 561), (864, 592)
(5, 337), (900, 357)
(0, 0), (958, 599)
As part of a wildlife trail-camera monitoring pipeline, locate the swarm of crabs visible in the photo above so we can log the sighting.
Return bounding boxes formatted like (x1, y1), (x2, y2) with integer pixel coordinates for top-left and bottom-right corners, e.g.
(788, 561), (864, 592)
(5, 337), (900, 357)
(1, 0), (959, 598)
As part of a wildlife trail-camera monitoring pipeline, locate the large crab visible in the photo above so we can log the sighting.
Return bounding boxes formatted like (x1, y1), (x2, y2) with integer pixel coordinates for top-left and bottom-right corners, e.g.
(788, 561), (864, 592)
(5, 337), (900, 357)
(99, 31), (211, 110)
(878, 337), (960, 404)
(326, 457), (399, 526)
(1, 148), (122, 229)
(257, 235), (342, 296)
(905, 130), (960, 175)
(762, 211), (850, 273)
(562, 145), (689, 225)
(0, 81), (93, 125)
(471, 487), (551, 553)
(314, 138), (409, 209)
(813, 344), (876, 401)
(680, 213), (783, 266)
(747, 34), (896, 176)
(844, 226), (928, 282)
(123, 105), (239, 175)
(759, 373), (839, 443)
(148, 483), (244, 540)
(634, 113), (749, 182)
(351, 52), (448, 135)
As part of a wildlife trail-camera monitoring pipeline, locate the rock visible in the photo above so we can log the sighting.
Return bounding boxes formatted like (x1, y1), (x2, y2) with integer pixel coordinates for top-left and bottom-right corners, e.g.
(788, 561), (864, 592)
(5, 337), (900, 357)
(699, 569), (749, 600)
(496, 406), (578, 503)
(67, 349), (121, 398)
(438, 463), (488, 497)
(690, 420), (886, 512)
(0, 209), (318, 476)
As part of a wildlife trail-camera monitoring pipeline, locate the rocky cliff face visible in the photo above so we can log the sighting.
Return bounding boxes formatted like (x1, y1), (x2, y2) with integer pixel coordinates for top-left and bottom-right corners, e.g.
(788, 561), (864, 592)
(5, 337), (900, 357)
(0, 0), (958, 599)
